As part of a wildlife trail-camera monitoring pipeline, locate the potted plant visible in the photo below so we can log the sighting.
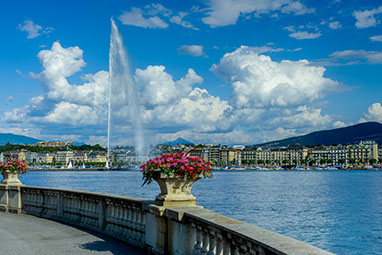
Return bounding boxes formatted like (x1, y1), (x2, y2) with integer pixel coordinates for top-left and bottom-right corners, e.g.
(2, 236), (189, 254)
(141, 151), (213, 207)
(0, 159), (28, 185)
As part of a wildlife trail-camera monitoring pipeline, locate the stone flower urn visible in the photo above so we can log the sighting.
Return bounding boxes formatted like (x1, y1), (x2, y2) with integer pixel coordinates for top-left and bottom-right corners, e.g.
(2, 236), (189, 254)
(153, 172), (202, 207)
(1, 171), (23, 185)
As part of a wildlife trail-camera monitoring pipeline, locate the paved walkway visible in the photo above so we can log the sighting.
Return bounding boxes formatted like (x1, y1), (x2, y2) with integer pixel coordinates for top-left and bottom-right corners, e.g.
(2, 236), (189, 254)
(0, 212), (146, 255)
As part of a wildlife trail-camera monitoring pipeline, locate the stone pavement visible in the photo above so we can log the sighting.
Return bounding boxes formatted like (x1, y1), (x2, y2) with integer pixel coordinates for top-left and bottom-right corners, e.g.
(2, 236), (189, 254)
(0, 212), (146, 255)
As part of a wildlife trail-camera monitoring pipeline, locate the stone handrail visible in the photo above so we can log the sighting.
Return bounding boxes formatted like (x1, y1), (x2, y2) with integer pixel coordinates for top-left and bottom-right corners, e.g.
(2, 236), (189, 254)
(0, 185), (335, 255)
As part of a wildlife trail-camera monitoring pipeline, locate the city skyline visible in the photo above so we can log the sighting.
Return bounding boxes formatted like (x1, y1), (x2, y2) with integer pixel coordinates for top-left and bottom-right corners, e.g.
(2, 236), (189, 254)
(1, 0), (381, 146)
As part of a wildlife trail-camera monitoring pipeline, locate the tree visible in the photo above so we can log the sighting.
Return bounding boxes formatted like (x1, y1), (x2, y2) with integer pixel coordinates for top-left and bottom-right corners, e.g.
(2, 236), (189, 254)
(320, 159), (327, 165)
(327, 159), (334, 164)
(257, 159), (264, 165)
(275, 160), (280, 165)
(338, 159), (345, 165)
(282, 159), (288, 165)
(241, 159), (248, 166)
(369, 158), (377, 165)
(265, 159), (271, 165)
(349, 158), (356, 164)
(379, 158), (382, 164)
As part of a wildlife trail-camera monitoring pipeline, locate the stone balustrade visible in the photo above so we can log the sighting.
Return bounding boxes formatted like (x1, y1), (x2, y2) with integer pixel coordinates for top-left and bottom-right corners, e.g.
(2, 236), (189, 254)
(0, 184), (335, 255)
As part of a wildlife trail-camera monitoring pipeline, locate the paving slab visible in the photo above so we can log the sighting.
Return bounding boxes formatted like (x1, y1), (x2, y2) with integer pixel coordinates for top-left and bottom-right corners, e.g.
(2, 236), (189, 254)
(0, 212), (146, 255)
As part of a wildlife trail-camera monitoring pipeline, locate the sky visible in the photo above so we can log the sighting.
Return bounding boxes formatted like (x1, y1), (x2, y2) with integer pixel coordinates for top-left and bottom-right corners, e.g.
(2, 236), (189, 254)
(0, 0), (381, 147)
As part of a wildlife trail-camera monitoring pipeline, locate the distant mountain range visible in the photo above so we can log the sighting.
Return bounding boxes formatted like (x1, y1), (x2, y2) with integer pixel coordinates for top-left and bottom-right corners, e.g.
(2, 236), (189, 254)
(256, 122), (382, 147)
(167, 137), (193, 146)
(0, 133), (43, 145)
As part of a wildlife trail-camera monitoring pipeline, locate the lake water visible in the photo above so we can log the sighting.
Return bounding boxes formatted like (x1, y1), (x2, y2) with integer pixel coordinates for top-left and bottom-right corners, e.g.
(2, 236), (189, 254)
(21, 170), (382, 255)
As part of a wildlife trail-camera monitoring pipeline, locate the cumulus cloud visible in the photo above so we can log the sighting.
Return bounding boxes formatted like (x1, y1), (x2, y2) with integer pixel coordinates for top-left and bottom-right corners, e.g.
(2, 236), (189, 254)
(201, 0), (314, 27)
(329, 21), (342, 29)
(370, 35), (382, 42)
(353, 6), (382, 28)
(170, 12), (198, 30)
(361, 103), (382, 123)
(17, 20), (53, 39)
(119, 7), (169, 29)
(3, 42), (348, 145)
(178, 45), (206, 57)
(289, 31), (321, 39)
(330, 50), (382, 64)
(332, 121), (347, 128)
(281, 1), (314, 15)
(211, 46), (339, 109)
(3, 42), (108, 127)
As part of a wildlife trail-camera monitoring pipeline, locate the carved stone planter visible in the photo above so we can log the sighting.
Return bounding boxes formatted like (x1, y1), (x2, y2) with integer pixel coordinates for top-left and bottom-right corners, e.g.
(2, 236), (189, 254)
(1, 171), (23, 185)
(153, 172), (202, 207)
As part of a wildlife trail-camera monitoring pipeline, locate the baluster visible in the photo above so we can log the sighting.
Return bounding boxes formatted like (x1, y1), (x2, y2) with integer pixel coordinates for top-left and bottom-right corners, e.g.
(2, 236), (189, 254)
(207, 231), (216, 255)
(222, 241), (230, 255)
(201, 230), (209, 254)
(192, 225), (202, 255)
(215, 233), (223, 255)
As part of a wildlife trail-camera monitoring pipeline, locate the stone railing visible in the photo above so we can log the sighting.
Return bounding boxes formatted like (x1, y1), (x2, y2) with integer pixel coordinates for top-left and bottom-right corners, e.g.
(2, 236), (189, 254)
(0, 184), (335, 255)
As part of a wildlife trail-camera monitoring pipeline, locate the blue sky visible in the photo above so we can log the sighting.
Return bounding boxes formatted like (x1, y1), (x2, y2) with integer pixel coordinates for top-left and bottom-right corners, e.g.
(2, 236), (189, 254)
(0, 0), (381, 147)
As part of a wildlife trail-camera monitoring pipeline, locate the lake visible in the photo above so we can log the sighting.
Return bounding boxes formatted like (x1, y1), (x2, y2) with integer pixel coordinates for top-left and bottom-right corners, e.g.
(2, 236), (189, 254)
(22, 170), (382, 255)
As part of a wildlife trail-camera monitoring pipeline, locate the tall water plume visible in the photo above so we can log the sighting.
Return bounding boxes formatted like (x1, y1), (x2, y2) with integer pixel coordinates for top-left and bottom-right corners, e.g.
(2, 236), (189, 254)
(107, 18), (145, 165)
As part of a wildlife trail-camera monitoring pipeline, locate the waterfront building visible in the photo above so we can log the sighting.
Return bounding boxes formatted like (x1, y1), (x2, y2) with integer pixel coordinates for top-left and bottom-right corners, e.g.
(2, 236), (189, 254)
(221, 147), (236, 165)
(73, 151), (88, 163)
(56, 150), (74, 165)
(187, 147), (202, 159)
(327, 145), (347, 165)
(87, 151), (107, 163)
(241, 147), (256, 164)
(36, 141), (74, 147)
(360, 140), (378, 159)
(347, 143), (370, 164)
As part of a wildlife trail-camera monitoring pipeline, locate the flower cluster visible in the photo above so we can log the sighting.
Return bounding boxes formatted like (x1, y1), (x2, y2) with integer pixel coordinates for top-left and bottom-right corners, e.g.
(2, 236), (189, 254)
(0, 159), (28, 174)
(140, 152), (213, 185)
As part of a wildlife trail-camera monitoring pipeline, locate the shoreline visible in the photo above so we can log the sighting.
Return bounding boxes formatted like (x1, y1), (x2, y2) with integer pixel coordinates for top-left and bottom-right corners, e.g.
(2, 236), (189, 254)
(28, 168), (135, 171)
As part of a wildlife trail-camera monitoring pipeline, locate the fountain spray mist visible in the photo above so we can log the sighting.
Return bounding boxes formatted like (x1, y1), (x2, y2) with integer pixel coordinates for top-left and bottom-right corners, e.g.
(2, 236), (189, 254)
(107, 18), (146, 166)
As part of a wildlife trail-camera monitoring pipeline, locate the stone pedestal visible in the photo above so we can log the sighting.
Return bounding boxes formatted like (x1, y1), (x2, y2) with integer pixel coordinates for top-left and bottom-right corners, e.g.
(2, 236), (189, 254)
(153, 173), (201, 207)
(1, 171), (23, 185)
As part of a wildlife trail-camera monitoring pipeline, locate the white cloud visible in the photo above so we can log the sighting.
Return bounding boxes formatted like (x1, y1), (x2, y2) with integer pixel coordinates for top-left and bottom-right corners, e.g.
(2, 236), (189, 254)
(17, 20), (53, 39)
(201, 0), (313, 27)
(135, 65), (202, 106)
(330, 50), (382, 64)
(3, 42), (348, 145)
(362, 103), (382, 123)
(170, 12), (198, 30)
(211, 46), (339, 109)
(281, 1), (315, 15)
(370, 35), (382, 42)
(5, 96), (14, 105)
(329, 21), (342, 29)
(353, 6), (382, 29)
(39, 102), (99, 125)
(178, 45), (206, 57)
(145, 3), (172, 17)
(289, 31), (321, 39)
(119, 7), (169, 29)
(332, 121), (347, 128)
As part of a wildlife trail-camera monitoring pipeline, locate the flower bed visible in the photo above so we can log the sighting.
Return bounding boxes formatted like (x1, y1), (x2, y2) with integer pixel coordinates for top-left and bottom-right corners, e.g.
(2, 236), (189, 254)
(140, 151), (213, 186)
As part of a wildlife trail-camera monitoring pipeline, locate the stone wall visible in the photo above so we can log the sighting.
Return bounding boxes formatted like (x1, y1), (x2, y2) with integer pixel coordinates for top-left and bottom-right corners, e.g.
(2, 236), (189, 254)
(0, 185), (335, 255)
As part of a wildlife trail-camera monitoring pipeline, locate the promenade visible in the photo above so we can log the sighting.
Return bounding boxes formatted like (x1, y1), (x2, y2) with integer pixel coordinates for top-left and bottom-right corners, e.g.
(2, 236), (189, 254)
(0, 212), (145, 255)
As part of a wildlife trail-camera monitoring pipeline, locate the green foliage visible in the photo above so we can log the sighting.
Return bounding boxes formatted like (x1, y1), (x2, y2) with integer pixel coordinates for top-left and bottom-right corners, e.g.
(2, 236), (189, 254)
(257, 159), (264, 164)
(369, 158), (377, 165)
(338, 159), (345, 164)
(327, 159), (334, 164)
(0, 143), (106, 153)
(320, 159), (327, 165)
